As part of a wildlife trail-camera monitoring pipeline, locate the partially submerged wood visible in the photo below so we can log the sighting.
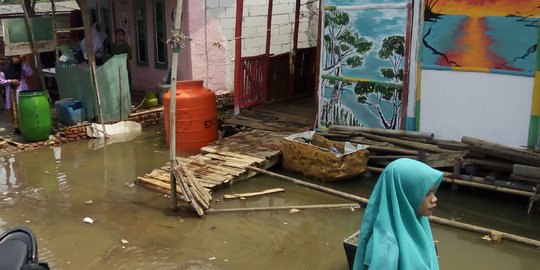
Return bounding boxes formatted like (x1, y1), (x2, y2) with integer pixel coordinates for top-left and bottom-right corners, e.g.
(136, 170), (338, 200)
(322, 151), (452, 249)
(206, 203), (360, 213)
(462, 136), (540, 166)
(513, 164), (540, 179)
(223, 188), (285, 199)
(246, 166), (540, 248)
(245, 166), (369, 204)
(418, 151), (467, 168)
(428, 216), (540, 248)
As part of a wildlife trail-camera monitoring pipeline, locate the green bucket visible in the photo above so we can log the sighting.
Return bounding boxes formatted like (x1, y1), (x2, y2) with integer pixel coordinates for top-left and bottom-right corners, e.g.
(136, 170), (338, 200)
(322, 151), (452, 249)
(18, 90), (52, 142)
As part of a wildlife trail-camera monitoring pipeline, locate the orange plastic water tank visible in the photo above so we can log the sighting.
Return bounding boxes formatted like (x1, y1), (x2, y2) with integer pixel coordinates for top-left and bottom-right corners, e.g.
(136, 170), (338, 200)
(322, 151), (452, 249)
(163, 80), (218, 153)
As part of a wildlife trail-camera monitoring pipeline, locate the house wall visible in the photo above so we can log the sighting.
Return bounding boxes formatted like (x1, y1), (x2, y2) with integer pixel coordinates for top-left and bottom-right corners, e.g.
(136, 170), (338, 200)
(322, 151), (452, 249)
(108, 0), (192, 92)
(419, 71), (534, 147)
(199, 0), (319, 92)
(415, 0), (539, 147)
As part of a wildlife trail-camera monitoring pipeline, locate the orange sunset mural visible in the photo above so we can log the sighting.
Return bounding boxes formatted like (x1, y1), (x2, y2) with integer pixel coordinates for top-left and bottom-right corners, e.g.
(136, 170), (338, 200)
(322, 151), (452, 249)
(422, 0), (539, 75)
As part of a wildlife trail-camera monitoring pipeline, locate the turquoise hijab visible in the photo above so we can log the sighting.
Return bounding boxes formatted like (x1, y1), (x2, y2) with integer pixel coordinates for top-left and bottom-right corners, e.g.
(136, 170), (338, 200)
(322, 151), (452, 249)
(353, 158), (443, 270)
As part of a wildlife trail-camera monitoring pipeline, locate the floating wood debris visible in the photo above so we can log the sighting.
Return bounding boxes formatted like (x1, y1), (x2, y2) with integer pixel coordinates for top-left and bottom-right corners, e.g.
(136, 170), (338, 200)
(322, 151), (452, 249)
(323, 125), (540, 213)
(223, 188), (285, 200)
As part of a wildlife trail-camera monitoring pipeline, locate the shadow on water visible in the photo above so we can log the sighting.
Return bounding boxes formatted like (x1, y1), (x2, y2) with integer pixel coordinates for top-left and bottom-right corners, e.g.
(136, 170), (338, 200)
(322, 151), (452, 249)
(0, 127), (539, 269)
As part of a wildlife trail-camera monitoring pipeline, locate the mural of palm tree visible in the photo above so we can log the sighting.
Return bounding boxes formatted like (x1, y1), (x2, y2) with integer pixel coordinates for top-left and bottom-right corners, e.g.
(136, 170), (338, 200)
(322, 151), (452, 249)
(354, 36), (404, 129)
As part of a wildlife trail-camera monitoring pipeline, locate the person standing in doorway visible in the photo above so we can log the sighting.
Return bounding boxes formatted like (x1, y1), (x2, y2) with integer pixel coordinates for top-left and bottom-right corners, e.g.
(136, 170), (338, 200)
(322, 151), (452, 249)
(111, 28), (132, 87)
(0, 55), (33, 133)
(353, 158), (442, 270)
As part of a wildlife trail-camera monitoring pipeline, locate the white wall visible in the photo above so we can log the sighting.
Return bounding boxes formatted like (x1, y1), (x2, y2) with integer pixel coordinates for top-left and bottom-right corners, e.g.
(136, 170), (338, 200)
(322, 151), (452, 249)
(204, 0), (319, 92)
(420, 70), (534, 147)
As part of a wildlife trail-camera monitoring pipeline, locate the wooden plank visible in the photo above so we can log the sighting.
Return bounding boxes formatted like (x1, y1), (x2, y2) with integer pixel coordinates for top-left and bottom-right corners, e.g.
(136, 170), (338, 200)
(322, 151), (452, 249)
(137, 177), (184, 196)
(462, 136), (540, 166)
(513, 164), (540, 179)
(145, 173), (217, 188)
(223, 188), (285, 199)
(345, 131), (453, 153)
(511, 174), (540, 184)
(418, 151), (466, 168)
(200, 147), (266, 163)
(176, 157), (245, 176)
(204, 153), (256, 166)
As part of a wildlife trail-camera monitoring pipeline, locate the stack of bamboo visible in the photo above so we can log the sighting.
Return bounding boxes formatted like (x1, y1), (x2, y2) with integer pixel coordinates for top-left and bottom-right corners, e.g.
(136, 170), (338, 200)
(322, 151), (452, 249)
(173, 162), (212, 216)
(322, 125), (540, 212)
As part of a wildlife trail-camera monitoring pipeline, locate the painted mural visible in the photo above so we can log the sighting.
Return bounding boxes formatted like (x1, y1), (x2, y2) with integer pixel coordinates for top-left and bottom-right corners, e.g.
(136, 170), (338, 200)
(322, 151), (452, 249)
(422, 0), (540, 76)
(318, 0), (408, 129)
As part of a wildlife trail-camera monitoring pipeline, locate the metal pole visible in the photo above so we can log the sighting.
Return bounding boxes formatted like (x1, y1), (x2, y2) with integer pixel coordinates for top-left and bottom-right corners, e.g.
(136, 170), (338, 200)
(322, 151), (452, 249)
(169, 0), (184, 211)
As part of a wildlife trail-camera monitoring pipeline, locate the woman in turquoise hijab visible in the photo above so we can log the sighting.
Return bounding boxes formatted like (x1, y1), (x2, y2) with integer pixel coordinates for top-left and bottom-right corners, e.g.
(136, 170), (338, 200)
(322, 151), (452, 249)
(353, 158), (443, 270)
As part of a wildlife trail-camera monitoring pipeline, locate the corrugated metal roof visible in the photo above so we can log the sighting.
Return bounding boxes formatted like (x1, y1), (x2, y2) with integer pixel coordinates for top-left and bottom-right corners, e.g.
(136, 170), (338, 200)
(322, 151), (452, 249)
(0, 1), (79, 16)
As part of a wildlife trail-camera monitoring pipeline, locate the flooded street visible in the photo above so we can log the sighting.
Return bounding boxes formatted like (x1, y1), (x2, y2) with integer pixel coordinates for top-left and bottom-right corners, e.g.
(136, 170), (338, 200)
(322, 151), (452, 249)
(1, 127), (539, 269)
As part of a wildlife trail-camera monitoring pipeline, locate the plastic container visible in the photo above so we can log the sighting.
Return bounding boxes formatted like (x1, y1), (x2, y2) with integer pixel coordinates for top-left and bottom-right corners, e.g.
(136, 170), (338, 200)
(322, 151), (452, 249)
(143, 92), (159, 108)
(18, 90), (52, 142)
(163, 80), (218, 152)
(54, 98), (86, 125)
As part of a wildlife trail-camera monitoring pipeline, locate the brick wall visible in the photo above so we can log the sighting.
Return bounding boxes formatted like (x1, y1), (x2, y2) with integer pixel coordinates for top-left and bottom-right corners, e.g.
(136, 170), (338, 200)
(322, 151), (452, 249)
(205, 0), (319, 92)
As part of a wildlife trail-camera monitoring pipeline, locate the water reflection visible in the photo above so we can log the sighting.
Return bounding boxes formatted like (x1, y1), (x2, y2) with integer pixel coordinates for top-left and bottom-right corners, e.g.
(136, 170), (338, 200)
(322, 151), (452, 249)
(0, 127), (538, 270)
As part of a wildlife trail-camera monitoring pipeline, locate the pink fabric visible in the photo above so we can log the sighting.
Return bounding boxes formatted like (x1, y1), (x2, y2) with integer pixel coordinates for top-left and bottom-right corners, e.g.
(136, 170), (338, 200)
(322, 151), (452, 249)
(1, 63), (33, 110)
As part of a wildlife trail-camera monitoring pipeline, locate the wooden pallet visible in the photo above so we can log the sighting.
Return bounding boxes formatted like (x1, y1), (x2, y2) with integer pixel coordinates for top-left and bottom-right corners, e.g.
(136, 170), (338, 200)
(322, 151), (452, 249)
(136, 130), (290, 198)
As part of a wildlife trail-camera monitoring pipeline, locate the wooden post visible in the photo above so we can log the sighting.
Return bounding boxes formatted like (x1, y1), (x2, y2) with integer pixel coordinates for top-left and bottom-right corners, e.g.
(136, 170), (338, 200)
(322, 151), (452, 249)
(81, 0), (107, 139)
(169, 0), (185, 211)
(51, 0), (59, 62)
(400, 1), (413, 129)
(263, 0), (273, 103)
(21, 2), (47, 96)
(288, 0), (300, 98)
(233, 0), (244, 116)
(312, 0), (323, 128)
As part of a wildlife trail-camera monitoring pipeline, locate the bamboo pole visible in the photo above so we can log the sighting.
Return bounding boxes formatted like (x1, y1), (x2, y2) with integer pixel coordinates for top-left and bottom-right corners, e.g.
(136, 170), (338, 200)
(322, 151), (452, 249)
(366, 166), (536, 197)
(169, 0), (185, 211)
(441, 175), (536, 198)
(330, 125), (434, 139)
(350, 131), (452, 153)
(51, 0), (59, 62)
(245, 166), (540, 248)
(223, 188), (285, 199)
(206, 203), (361, 213)
(128, 107), (163, 117)
(80, 0), (107, 139)
(245, 166), (369, 204)
(428, 216), (540, 248)
(21, 2), (47, 97)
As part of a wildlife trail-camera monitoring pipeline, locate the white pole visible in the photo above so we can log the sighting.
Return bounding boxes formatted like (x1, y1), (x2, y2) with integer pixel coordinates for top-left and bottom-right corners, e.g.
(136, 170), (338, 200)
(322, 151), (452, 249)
(169, 0), (184, 211)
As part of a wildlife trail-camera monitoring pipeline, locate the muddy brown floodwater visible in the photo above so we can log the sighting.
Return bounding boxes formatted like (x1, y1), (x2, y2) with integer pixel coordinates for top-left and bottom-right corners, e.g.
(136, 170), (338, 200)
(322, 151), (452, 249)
(0, 127), (539, 269)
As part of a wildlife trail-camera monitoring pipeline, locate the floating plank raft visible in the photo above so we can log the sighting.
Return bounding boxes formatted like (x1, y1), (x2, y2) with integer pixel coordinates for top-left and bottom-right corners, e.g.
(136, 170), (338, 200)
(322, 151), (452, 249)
(137, 130), (291, 196)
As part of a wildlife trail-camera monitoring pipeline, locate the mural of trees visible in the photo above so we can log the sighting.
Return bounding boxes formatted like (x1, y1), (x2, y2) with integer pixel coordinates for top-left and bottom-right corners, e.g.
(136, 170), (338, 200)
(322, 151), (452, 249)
(354, 35), (404, 129)
(323, 10), (372, 104)
(318, 3), (408, 130)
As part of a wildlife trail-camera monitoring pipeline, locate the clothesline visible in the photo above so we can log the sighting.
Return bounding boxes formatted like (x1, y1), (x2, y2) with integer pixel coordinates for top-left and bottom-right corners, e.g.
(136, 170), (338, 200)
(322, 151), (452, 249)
(175, 10), (317, 50)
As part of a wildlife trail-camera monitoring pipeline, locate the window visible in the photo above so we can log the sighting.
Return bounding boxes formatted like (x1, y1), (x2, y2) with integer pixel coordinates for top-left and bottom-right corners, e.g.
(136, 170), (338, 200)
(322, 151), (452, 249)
(153, 0), (167, 69)
(134, 0), (148, 66)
